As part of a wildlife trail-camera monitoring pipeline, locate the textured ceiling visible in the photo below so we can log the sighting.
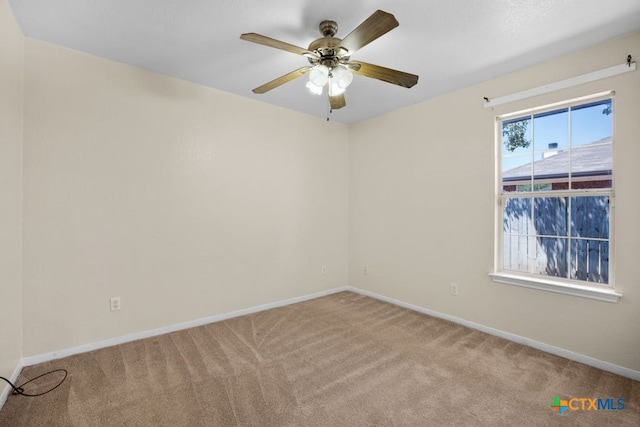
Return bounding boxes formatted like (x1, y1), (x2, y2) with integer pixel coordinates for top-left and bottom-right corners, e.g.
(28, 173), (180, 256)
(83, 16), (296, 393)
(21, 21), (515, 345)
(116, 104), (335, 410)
(9, 0), (640, 124)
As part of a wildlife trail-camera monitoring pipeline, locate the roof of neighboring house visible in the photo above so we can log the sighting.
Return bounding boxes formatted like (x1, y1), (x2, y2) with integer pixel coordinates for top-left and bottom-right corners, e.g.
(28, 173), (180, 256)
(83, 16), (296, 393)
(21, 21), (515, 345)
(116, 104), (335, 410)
(503, 138), (612, 181)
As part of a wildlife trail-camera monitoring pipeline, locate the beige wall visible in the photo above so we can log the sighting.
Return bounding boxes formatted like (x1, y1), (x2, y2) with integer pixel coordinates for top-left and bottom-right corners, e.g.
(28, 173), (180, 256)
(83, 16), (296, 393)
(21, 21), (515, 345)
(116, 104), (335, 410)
(22, 39), (349, 356)
(0, 0), (23, 383)
(349, 31), (640, 371)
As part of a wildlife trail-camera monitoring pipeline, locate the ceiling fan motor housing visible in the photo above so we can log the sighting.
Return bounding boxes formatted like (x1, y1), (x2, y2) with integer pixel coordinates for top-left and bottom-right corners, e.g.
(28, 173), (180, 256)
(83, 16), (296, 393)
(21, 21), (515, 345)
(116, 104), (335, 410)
(308, 20), (349, 68)
(319, 20), (338, 37)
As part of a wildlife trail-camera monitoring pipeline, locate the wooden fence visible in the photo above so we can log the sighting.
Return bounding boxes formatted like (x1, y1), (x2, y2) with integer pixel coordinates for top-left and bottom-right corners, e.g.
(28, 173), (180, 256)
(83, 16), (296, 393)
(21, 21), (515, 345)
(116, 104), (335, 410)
(503, 195), (609, 284)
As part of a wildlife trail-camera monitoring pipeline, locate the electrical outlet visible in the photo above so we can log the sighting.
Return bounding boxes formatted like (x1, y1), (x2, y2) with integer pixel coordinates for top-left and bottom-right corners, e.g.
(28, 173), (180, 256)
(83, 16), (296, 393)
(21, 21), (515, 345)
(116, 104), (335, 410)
(321, 265), (327, 275)
(363, 265), (368, 276)
(450, 283), (458, 296)
(110, 297), (121, 312)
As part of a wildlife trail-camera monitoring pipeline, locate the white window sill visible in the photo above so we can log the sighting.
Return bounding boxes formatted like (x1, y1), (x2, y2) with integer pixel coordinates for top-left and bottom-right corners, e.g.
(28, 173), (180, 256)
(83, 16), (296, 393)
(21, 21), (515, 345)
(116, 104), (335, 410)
(489, 272), (622, 303)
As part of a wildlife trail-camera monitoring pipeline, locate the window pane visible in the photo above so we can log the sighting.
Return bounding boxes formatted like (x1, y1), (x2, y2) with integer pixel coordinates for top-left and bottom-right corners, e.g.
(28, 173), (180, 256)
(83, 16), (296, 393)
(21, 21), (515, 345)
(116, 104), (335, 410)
(503, 198), (531, 234)
(570, 239), (609, 284)
(570, 196), (609, 239)
(515, 109), (569, 192)
(571, 100), (612, 148)
(532, 148), (569, 191)
(502, 154), (532, 192)
(534, 237), (568, 278)
(570, 142), (612, 189)
(502, 116), (532, 155)
(534, 197), (567, 236)
(533, 108), (568, 152)
(503, 234), (530, 272)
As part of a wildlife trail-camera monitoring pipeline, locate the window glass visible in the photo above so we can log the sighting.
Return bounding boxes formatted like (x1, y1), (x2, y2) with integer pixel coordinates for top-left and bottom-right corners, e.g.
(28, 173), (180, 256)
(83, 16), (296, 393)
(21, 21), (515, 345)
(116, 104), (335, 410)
(570, 240), (609, 284)
(534, 197), (567, 236)
(498, 96), (613, 286)
(534, 237), (568, 278)
(570, 196), (609, 240)
(502, 117), (532, 155)
(502, 154), (532, 192)
(571, 100), (612, 147)
(533, 108), (568, 152)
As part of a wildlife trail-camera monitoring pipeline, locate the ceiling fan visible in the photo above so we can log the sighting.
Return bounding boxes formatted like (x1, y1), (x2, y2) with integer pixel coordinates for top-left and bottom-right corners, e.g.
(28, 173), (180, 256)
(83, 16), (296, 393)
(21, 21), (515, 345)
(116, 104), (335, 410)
(240, 10), (419, 110)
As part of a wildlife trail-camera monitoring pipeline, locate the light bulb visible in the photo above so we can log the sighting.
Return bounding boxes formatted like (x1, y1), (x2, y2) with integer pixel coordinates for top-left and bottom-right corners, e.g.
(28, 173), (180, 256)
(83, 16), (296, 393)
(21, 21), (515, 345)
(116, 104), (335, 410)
(308, 65), (329, 87)
(331, 66), (353, 89)
(306, 80), (323, 95)
(328, 78), (346, 96)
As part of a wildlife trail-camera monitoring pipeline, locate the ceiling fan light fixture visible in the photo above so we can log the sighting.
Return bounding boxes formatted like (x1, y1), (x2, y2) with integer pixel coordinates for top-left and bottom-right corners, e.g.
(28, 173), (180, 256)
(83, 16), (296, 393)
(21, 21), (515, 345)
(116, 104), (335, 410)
(328, 78), (346, 96)
(305, 80), (323, 95)
(331, 66), (353, 89)
(308, 65), (329, 87)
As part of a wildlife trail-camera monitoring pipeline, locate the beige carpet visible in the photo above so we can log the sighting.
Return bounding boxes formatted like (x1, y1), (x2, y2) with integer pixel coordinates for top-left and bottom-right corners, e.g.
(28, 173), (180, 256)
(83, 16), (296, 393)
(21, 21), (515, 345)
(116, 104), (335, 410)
(1, 291), (638, 426)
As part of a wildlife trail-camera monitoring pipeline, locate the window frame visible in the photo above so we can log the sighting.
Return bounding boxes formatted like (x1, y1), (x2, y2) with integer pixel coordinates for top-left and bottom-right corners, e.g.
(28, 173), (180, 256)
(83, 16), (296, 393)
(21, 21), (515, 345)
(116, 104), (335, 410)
(491, 92), (622, 303)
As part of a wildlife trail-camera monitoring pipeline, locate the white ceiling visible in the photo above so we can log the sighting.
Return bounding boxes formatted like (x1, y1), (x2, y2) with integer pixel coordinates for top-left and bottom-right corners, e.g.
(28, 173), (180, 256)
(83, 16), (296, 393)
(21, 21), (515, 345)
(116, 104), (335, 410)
(9, 0), (640, 124)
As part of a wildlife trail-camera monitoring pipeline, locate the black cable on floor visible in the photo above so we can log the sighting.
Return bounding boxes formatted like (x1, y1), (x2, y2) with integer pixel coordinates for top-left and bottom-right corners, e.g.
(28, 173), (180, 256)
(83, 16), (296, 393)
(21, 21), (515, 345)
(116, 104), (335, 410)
(0, 369), (68, 397)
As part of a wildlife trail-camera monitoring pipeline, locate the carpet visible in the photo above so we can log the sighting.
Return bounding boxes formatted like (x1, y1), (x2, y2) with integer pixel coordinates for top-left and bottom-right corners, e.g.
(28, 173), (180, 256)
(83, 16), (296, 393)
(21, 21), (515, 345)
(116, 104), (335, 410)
(1, 291), (638, 426)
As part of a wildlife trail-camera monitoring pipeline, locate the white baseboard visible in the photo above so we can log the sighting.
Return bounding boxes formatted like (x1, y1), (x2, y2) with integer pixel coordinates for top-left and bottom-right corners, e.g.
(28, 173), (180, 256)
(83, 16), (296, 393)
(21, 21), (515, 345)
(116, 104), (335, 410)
(346, 286), (640, 382)
(19, 284), (639, 382)
(0, 360), (23, 412)
(22, 286), (349, 367)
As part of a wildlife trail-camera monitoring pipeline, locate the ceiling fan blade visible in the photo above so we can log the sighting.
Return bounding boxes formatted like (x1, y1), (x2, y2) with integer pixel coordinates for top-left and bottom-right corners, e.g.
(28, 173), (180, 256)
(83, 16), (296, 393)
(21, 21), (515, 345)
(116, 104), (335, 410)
(329, 93), (346, 110)
(240, 33), (318, 58)
(350, 61), (418, 88)
(338, 10), (399, 54)
(252, 66), (313, 94)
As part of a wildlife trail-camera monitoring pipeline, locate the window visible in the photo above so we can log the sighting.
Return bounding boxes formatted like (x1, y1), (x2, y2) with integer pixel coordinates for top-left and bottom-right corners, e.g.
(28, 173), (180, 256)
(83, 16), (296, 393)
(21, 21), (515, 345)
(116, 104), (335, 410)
(492, 93), (622, 302)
